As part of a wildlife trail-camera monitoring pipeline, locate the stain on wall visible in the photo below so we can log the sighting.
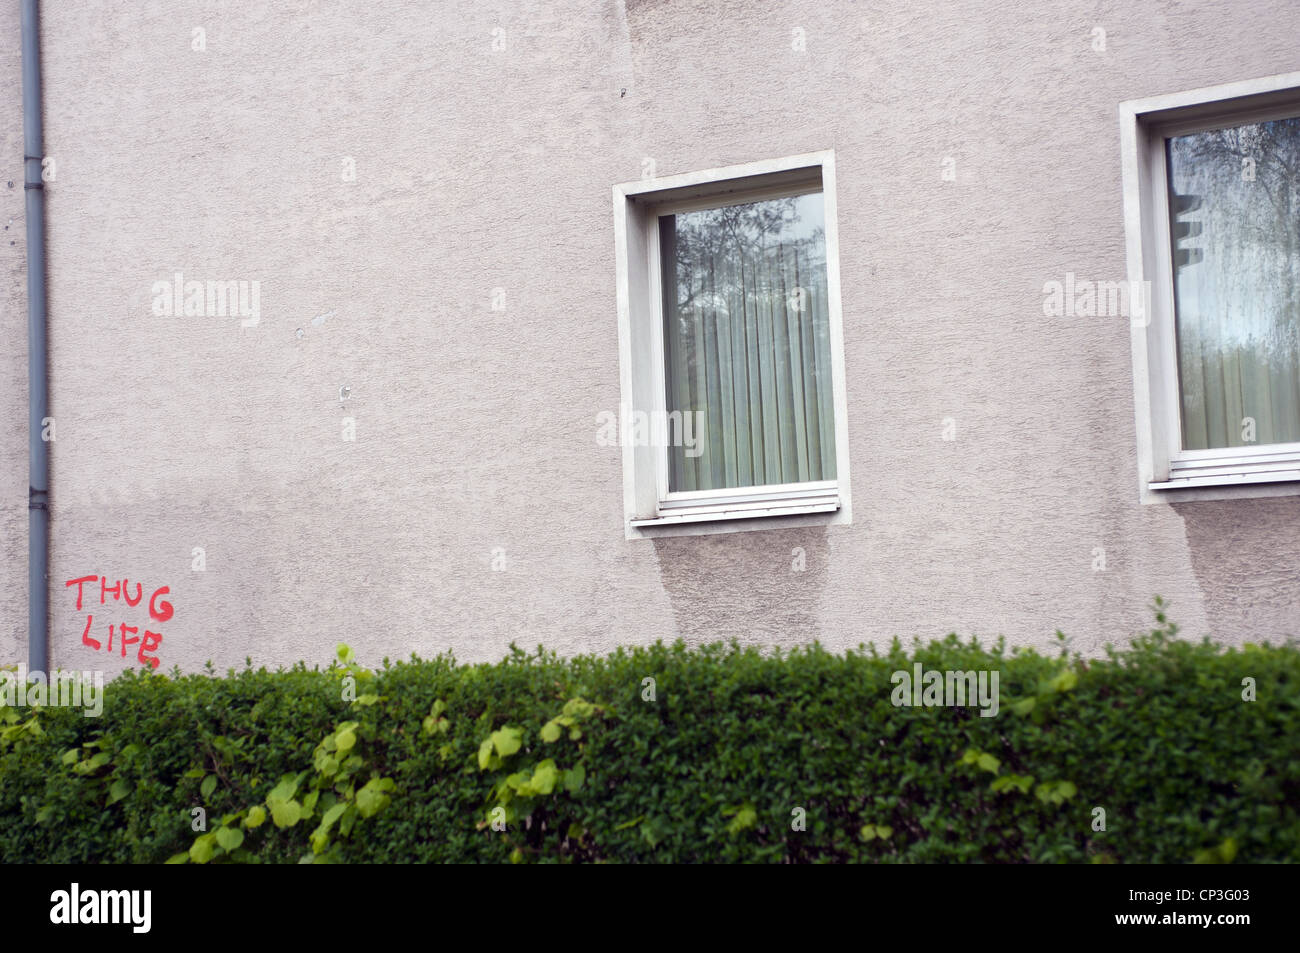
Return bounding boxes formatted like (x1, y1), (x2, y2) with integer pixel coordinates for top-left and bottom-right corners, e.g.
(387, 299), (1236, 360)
(654, 526), (830, 644)
(1173, 499), (1300, 641)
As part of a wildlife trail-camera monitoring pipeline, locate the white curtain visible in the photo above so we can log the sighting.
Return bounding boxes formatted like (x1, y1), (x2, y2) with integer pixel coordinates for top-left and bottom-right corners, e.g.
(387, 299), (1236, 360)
(1168, 118), (1300, 450)
(661, 193), (836, 492)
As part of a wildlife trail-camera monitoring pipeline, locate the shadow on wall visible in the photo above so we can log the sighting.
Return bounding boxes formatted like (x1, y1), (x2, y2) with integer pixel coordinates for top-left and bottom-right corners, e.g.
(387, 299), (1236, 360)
(652, 525), (828, 643)
(1170, 497), (1300, 642)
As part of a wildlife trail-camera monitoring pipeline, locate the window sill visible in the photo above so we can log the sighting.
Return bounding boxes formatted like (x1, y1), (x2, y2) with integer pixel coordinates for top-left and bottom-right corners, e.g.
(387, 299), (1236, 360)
(1151, 446), (1300, 490)
(630, 499), (840, 527)
(1149, 470), (1300, 490)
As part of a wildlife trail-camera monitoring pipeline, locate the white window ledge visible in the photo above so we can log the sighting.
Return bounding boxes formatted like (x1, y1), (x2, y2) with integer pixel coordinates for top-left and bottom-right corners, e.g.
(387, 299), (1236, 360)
(630, 499), (840, 528)
(1150, 445), (1300, 490)
(1150, 471), (1300, 490)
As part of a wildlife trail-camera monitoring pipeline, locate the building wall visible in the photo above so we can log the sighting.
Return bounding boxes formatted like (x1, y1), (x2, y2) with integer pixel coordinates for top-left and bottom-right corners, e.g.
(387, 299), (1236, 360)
(1, 2), (26, 667)
(2, 0), (1298, 676)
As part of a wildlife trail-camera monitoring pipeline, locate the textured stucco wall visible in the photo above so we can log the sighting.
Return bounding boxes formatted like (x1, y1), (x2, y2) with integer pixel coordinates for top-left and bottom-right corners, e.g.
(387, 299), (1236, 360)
(1, 1), (28, 670)
(3, 0), (1298, 676)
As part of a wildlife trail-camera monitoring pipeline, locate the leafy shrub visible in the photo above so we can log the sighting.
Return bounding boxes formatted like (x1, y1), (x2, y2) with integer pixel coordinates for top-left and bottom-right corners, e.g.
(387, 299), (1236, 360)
(1, 602), (1297, 863)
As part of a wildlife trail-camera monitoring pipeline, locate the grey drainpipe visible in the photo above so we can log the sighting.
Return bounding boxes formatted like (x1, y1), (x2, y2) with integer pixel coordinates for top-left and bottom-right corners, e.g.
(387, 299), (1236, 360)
(21, 0), (49, 674)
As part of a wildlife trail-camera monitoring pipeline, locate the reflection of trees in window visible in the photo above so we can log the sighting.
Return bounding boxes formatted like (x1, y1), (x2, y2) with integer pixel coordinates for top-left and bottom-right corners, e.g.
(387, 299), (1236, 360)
(661, 195), (835, 491)
(1168, 117), (1300, 448)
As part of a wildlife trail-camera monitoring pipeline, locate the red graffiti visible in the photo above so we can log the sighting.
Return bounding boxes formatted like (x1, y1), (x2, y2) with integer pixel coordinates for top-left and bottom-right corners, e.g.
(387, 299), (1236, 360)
(148, 586), (174, 623)
(64, 575), (97, 611)
(66, 575), (170, 669)
(80, 614), (98, 650)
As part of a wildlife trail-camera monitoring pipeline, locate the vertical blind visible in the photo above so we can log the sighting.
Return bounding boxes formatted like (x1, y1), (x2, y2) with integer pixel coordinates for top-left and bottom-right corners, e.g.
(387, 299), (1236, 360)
(1167, 116), (1300, 451)
(660, 192), (836, 492)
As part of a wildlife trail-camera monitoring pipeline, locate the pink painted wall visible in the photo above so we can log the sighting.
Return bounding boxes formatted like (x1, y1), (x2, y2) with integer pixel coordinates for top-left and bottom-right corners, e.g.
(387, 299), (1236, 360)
(1, 0), (1297, 676)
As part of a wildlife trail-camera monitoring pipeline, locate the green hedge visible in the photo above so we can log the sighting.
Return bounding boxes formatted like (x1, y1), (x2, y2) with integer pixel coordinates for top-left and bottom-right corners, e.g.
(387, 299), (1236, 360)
(1, 603), (1297, 863)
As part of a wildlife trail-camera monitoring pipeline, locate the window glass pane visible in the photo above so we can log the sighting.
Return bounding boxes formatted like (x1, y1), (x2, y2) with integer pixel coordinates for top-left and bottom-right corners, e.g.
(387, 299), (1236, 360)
(1166, 117), (1300, 450)
(660, 193), (836, 491)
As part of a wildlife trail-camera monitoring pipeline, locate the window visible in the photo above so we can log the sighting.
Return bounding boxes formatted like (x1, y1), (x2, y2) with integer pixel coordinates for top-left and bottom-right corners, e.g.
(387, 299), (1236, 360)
(1121, 72), (1300, 501)
(612, 152), (851, 538)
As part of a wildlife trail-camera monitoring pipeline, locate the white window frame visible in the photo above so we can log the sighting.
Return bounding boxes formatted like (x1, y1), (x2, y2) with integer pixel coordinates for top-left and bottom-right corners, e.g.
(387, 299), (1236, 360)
(1120, 72), (1300, 503)
(612, 151), (852, 539)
